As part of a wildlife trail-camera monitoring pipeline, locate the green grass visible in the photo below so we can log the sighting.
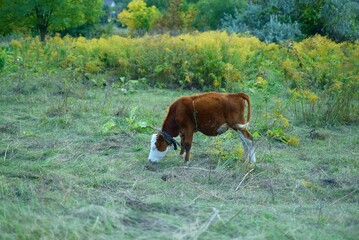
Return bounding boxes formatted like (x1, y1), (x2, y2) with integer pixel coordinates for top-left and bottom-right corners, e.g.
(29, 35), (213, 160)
(0, 72), (358, 239)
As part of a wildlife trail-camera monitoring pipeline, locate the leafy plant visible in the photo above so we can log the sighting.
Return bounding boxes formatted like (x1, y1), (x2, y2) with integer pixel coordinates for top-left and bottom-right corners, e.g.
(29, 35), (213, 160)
(125, 106), (151, 133)
(266, 127), (290, 144)
(115, 77), (147, 94)
(102, 119), (116, 135)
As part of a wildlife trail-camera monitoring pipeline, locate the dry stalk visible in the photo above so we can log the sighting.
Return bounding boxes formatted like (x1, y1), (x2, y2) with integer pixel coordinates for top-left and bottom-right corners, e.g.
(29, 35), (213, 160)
(195, 185), (226, 201)
(235, 168), (254, 191)
(3, 144), (10, 162)
(181, 172), (226, 201)
(332, 189), (357, 205)
(189, 193), (206, 206)
(194, 208), (219, 239)
(175, 166), (216, 172)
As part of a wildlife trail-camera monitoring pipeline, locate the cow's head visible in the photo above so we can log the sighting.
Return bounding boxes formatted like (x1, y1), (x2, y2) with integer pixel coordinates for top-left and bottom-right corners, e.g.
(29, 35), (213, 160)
(148, 132), (180, 163)
(148, 134), (170, 163)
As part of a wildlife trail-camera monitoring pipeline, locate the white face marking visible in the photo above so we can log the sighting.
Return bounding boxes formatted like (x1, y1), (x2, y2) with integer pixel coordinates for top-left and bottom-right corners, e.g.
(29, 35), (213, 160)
(148, 134), (169, 163)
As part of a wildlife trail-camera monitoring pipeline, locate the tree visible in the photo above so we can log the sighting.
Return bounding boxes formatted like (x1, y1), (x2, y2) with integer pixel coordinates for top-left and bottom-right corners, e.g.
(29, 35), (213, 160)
(156, 0), (196, 33)
(145, 0), (168, 11)
(117, 0), (162, 34)
(0, 0), (103, 42)
(321, 0), (359, 42)
(294, 0), (325, 37)
(163, 0), (185, 30)
(194, 0), (245, 30)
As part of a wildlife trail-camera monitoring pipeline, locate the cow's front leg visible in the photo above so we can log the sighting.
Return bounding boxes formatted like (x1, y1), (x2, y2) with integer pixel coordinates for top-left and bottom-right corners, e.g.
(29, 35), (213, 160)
(180, 133), (185, 156)
(183, 131), (194, 162)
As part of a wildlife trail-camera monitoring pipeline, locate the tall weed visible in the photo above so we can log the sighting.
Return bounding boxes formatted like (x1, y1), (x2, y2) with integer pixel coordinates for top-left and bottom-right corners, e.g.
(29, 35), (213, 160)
(281, 35), (359, 125)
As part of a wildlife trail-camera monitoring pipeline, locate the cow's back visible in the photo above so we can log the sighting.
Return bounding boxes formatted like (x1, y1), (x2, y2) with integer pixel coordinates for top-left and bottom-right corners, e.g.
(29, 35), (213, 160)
(191, 92), (245, 117)
(173, 92), (247, 136)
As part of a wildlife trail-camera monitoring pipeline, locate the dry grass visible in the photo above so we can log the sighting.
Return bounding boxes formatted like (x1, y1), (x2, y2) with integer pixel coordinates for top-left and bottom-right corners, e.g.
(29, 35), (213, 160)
(0, 72), (358, 239)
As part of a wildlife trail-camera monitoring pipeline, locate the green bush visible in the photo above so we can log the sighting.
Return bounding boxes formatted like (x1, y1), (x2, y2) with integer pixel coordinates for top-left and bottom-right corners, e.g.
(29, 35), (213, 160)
(0, 50), (6, 71)
(221, 2), (303, 43)
(321, 0), (359, 42)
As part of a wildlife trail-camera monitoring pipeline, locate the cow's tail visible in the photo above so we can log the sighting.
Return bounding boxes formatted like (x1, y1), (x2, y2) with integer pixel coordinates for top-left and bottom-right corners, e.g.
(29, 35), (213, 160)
(238, 92), (251, 128)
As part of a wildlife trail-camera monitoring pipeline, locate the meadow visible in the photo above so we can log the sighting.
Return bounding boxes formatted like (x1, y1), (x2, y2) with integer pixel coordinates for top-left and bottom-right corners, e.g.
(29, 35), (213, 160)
(0, 32), (358, 239)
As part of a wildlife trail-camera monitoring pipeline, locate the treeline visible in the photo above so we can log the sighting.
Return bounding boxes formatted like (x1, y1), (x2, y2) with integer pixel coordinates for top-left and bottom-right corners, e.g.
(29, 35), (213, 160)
(119, 0), (359, 42)
(1, 0), (358, 42)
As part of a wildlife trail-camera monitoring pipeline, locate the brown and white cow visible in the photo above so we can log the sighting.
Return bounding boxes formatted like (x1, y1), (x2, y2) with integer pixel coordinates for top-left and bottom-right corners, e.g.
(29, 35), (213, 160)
(148, 92), (256, 163)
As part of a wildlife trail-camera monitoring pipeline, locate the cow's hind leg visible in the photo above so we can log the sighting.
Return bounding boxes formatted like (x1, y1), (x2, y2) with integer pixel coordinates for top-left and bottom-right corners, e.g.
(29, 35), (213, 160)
(237, 130), (256, 163)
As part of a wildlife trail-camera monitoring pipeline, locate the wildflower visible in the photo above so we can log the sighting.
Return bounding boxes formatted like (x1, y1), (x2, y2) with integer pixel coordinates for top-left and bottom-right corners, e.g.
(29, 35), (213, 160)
(331, 81), (342, 91)
(225, 63), (233, 71)
(303, 89), (319, 104)
(11, 40), (22, 49)
(255, 76), (268, 88)
(287, 136), (300, 146)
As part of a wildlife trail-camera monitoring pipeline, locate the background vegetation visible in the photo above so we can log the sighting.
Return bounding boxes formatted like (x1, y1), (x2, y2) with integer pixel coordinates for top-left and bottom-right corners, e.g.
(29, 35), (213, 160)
(0, 0), (358, 239)
(1, 0), (359, 42)
(4, 32), (358, 127)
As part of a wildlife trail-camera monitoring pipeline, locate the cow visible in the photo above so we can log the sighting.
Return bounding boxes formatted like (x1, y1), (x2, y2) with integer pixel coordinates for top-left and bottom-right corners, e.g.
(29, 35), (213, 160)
(148, 92), (256, 163)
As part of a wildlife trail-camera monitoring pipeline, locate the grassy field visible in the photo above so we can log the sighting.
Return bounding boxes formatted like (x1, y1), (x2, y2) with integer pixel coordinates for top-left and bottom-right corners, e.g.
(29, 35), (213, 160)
(0, 72), (358, 239)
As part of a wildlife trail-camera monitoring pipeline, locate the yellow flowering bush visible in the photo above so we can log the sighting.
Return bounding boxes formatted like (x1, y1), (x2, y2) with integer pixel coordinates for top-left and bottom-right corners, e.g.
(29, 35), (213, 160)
(10, 39), (22, 49)
(280, 35), (358, 125)
(210, 134), (245, 167)
(2, 31), (358, 127)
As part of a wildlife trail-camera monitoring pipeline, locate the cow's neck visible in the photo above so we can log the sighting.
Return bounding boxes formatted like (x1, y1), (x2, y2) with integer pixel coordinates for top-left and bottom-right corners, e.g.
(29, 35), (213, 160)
(161, 120), (178, 138)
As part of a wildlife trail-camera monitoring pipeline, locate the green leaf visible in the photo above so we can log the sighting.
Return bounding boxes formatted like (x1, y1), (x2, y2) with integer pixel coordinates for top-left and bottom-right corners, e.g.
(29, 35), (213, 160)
(102, 119), (116, 134)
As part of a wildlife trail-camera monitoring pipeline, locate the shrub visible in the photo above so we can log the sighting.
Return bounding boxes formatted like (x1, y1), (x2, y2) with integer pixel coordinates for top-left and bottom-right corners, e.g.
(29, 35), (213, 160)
(0, 50), (6, 71)
(282, 35), (359, 125)
(221, 2), (303, 43)
(252, 15), (302, 43)
(321, 0), (359, 42)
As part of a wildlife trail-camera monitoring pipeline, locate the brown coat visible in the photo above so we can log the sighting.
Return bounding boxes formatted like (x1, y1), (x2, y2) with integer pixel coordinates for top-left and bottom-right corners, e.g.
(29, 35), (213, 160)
(155, 92), (253, 162)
